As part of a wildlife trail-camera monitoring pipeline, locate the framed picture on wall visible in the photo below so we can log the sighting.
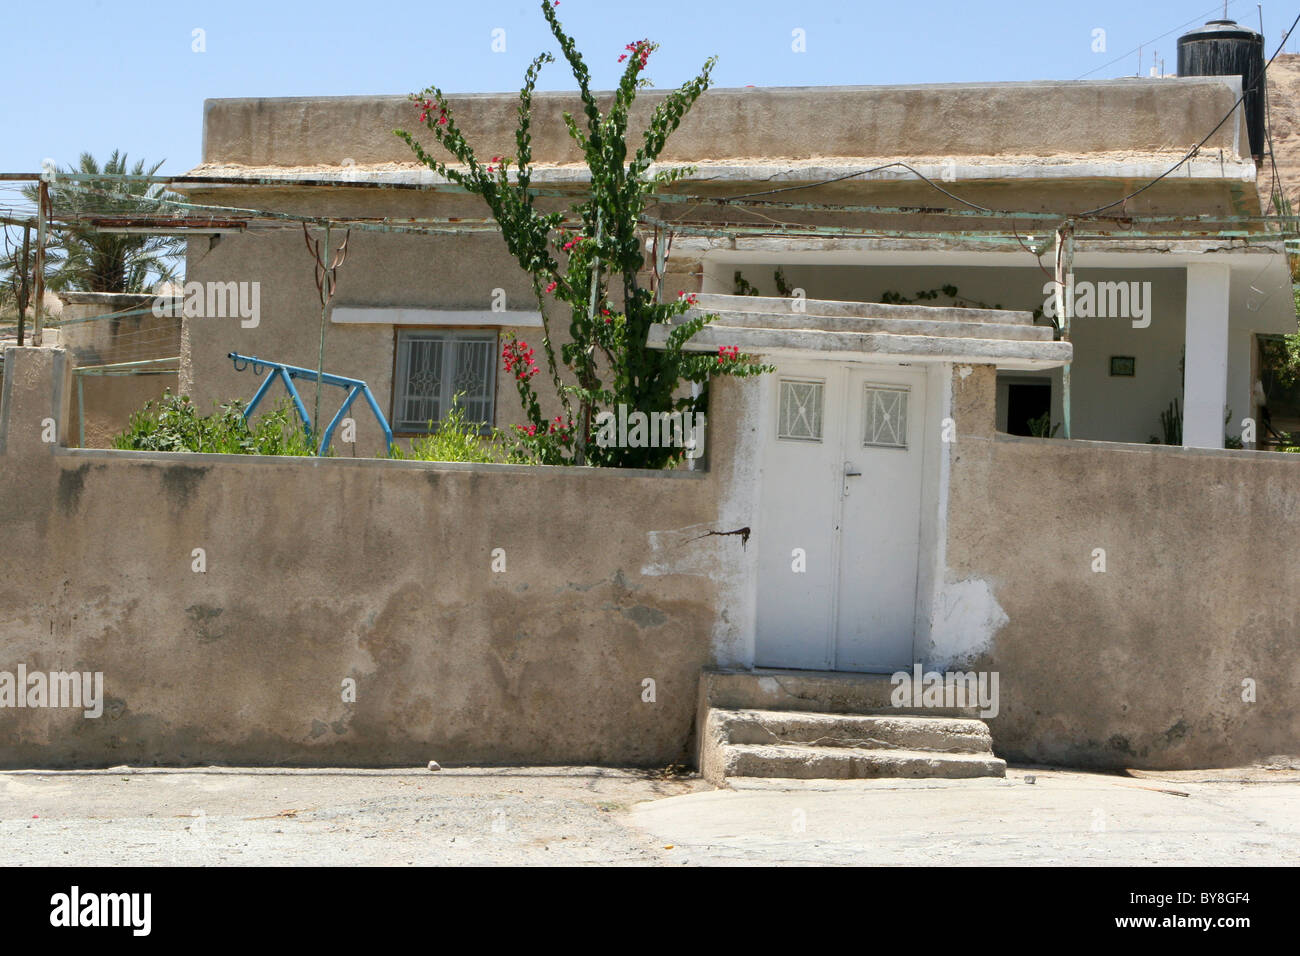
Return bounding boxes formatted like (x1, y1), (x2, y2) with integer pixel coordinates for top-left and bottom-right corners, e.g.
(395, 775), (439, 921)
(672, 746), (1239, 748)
(1110, 356), (1135, 377)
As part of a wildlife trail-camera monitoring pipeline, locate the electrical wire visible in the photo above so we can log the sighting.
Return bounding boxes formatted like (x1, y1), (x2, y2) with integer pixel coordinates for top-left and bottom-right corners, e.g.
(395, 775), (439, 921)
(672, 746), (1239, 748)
(1076, 11), (1300, 218)
(718, 161), (994, 211)
(1073, 0), (1242, 80)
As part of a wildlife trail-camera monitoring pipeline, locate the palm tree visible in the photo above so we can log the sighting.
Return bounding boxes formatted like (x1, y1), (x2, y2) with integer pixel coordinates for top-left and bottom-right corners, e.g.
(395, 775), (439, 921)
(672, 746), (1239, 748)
(20, 151), (184, 293)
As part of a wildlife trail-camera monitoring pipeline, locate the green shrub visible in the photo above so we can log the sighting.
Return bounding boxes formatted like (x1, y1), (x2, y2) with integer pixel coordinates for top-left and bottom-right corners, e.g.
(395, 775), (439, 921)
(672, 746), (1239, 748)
(389, 396), (523, 464)
(112, 391), (315, 455)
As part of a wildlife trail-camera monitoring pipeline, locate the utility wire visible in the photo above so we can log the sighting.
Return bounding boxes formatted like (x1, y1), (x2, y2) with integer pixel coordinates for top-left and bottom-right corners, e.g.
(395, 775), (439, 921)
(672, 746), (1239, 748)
(1076, 11), (1300, 218)
(1073, 1), (1241, 80)
(717, 162), (994, 211)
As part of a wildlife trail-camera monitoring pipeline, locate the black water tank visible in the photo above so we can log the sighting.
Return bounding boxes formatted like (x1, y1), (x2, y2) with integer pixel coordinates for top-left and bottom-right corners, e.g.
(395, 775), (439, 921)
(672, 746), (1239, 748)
(1177, 19), (1266, 160)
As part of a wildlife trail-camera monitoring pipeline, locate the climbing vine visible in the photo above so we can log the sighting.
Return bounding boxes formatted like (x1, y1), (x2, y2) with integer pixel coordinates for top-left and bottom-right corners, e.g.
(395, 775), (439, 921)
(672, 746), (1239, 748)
(395, 1), (769, 467)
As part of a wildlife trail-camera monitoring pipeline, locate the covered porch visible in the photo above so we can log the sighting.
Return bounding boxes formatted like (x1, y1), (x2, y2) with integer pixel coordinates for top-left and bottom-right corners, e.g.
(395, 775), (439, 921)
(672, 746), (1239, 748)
(684, 242), (1295, 449)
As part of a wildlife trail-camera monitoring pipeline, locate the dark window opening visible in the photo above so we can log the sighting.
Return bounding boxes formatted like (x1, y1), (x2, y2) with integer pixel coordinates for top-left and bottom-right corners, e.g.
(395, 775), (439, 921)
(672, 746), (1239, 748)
(1006, 383), (1051, 437)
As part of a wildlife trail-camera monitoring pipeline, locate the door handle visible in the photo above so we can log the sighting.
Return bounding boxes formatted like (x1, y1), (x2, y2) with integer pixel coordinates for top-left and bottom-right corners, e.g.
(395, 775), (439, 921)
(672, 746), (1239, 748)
(843, 462), (861, 497)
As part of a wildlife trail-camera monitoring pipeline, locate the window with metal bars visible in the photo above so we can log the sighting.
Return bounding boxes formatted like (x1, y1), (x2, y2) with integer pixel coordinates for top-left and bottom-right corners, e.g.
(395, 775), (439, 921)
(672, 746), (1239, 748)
(393, 330), (497, 432)
(778, 379), (825, 442)
(862, 384), (908, 448)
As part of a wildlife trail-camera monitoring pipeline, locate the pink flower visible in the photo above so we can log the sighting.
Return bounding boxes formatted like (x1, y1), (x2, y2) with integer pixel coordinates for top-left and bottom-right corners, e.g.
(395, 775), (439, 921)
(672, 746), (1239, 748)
(545, 280), (557, 293)
(503, 340), (539, 380)
(623, 39), (652, 69)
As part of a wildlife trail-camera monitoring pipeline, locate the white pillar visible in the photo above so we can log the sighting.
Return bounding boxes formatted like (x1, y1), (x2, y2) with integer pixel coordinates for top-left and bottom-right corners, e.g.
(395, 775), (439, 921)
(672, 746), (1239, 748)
(1183, 263), (1231, 449)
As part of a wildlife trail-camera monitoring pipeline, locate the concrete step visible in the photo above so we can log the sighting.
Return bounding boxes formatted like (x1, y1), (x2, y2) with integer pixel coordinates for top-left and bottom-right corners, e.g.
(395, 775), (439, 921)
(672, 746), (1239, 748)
(699, 699), (1006, 785)
(718, 743), (1007, 781)
(696, 307), (1054, 342)
(713, 708), (995, 754)
(692, 292), (1036, 326)
(700, 668), (982, 718)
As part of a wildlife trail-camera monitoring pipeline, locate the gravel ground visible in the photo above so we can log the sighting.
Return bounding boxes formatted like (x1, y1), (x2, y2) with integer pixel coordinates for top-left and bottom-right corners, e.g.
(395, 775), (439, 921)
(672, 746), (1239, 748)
(2, 763), (1297, 866)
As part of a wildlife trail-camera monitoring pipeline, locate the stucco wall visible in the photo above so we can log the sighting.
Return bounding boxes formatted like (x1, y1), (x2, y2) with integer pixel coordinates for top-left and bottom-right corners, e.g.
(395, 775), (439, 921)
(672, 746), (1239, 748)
(0, 346), (749, 768)
(179, 190), (695, 457)
(5, 346), (1296, 771)
(201, 79), (1248, 167)
(183, 220), (521, 457)
(942, 365), (1300, 768)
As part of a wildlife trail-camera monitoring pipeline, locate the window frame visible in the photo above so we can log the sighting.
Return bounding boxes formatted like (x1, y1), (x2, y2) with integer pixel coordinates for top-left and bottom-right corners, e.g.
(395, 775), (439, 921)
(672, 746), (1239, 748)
(391, 327), (499, 436)
(776, 377), (827, 443)
(861, 382), (910, 450)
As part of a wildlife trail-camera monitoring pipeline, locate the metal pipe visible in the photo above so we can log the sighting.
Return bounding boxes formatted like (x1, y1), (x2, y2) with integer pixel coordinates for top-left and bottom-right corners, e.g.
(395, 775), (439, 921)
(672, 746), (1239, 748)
(1055, 224), (1075, 440)
(32, 180), (47, 338)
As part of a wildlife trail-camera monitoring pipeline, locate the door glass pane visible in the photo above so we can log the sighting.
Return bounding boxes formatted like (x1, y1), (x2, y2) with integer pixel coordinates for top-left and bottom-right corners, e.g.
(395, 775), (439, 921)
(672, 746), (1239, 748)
(778, 380), (824, 441)
(863, 385), (907, 448)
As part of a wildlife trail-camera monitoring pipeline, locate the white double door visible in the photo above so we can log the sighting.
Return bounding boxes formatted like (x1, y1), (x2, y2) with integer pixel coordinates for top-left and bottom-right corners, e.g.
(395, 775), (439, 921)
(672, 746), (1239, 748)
(755, 361), (928, 672)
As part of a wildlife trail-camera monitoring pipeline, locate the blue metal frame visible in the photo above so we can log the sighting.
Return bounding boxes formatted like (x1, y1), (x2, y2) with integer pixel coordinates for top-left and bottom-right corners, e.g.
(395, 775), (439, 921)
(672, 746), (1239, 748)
(228, 352), (395, 456)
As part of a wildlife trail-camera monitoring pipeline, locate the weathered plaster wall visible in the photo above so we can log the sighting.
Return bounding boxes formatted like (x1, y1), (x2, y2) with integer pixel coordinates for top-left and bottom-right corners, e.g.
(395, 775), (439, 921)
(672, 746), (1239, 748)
(5, 346), (1297, 771)
(201, 79), (1247, 167)
(942, 364), (1300, 768)
(0, 346), (750, 768)
(179, 189), (691, 458)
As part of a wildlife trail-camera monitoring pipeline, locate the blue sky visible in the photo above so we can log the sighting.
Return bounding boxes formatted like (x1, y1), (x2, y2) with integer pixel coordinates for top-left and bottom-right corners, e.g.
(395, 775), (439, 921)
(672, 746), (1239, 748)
(1, 0), (1297, 175)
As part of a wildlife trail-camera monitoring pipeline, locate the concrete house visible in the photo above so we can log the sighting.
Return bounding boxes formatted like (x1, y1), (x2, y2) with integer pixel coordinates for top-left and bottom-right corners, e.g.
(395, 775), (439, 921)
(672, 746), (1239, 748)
(180, 77), (1292, 454)
(3, 72), (1297, 778)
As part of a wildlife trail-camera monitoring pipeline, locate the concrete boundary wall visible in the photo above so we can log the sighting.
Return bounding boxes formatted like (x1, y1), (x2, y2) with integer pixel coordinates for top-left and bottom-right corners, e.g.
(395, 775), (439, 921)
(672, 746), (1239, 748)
(943, 367), (1300, 768)
(0, 346), (748, 768)
(2, 348), (1297, 769)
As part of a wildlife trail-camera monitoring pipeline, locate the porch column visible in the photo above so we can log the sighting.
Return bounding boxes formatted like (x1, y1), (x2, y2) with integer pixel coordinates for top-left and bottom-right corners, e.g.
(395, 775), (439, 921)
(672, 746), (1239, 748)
(1183, 263), (1231, 449)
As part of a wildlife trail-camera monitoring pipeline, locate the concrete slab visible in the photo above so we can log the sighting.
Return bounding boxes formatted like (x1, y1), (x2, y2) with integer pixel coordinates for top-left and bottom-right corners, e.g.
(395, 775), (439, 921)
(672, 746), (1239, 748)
(4, 765), (1297, 866)
(629, 766), (1300, 866)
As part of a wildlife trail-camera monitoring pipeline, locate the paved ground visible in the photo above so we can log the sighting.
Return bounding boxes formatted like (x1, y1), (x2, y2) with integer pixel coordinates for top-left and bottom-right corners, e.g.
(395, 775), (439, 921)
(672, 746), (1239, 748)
(634, 766), (1300, 866)
(2, 764), (1297, 866)
(0, 766), (704, 866)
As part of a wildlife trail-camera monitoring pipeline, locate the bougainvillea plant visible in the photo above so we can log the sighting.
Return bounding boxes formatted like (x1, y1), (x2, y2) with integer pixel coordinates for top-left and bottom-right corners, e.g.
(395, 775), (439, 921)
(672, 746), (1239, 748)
(395, 0), (769, 468)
